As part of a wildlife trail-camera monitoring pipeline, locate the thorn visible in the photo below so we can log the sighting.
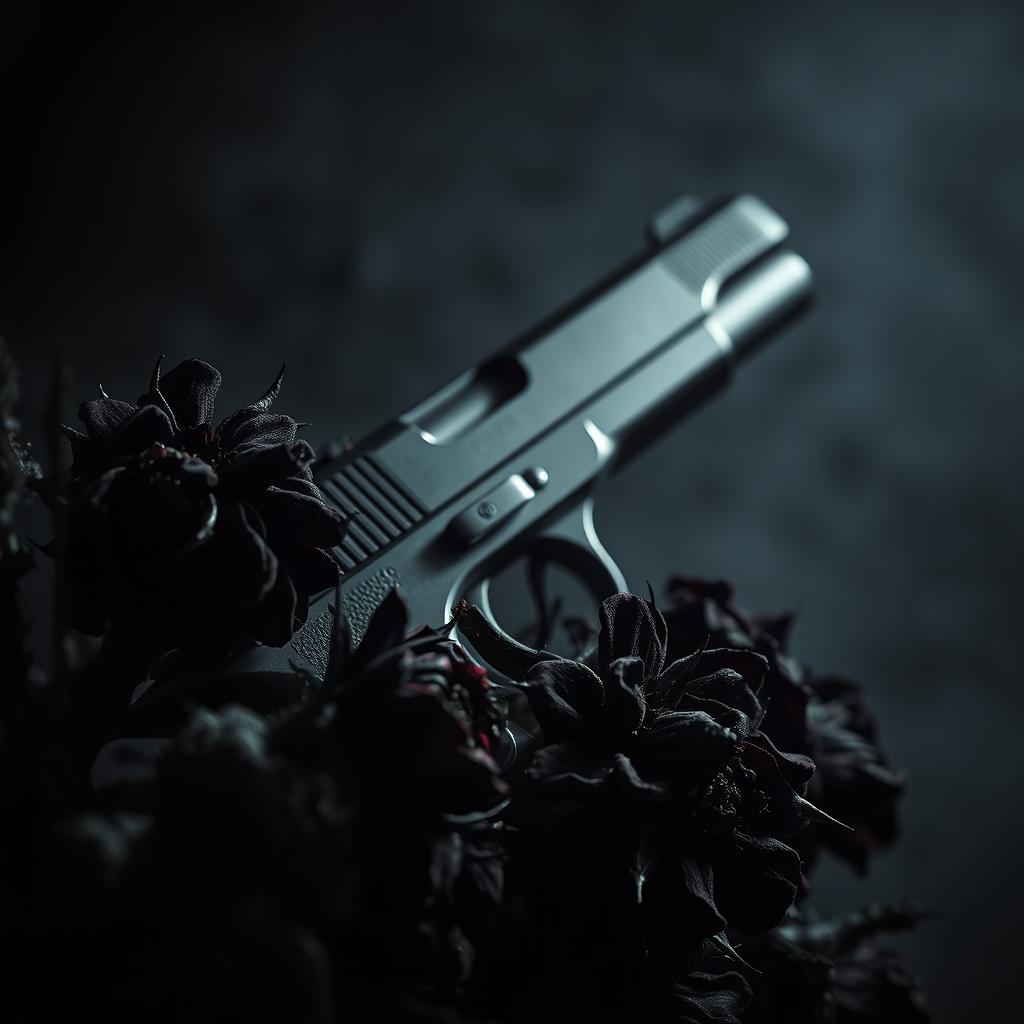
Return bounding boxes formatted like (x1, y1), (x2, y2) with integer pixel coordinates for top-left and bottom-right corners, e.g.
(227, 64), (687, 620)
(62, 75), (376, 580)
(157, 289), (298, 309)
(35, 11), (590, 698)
(797, 795), (854, 831)
(150, 354), (164, 395)
(708, 932), (762, 975)
(98, 383), (110, 399)
(253, 364), (286, 412)
(146, 354), (179, 431)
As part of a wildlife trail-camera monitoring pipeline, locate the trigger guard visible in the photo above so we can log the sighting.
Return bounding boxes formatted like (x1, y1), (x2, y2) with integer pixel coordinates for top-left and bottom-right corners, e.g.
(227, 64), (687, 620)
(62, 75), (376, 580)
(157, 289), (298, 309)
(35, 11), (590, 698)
(451, 503), (627, 772)
(533, 497), (628, 597)
(450, 498), (627, 679)
(456, 576), (524, 687)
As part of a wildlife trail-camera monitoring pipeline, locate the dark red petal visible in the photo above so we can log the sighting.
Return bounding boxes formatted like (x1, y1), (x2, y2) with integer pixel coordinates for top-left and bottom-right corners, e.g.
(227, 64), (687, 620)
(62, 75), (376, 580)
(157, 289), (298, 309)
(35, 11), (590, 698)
(676, 693), (755, 742)
(215, 499), (280, 607)
(676, 854), (728, 939)
(524, 658), (606, 743)
(611, 751), (673, 802)
(151, 359), (221, 429)
(747, 732), (815, 789)
(523, 739), (616, 798)
(219, 412), (299, 451)
(683, 649), (767, 723)
(280, 543), (339, 597)
(107, 405), (175, 460)
(78, 397), (136, 439)
(695, 648), (769, 690)
(222, 441), (315, 491)
(712, 831), (802, 935)
(638, 709), (738, 772)
(738, 740), (811, 837)
(275, 473), (326, 501)
(598, 592), (668, 679)
(606, 656), (646, 733)
(249, 565), (299, 646)
(258, 486), (349, 548)
(60, 423), (104, 478)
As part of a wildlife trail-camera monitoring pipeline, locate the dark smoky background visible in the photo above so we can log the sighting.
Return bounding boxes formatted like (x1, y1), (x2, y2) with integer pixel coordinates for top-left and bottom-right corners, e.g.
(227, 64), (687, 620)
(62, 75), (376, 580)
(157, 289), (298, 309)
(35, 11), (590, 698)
(3, 2), (1022, 1019)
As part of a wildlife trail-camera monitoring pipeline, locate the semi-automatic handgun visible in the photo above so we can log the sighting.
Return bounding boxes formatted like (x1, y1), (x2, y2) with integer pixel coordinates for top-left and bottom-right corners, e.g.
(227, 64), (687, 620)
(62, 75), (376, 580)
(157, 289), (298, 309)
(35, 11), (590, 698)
(231, 193), (812, 682)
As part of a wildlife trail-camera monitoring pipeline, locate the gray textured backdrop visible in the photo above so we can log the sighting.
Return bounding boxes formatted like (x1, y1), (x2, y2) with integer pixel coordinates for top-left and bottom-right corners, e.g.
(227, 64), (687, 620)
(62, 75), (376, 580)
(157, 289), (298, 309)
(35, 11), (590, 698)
(5, 2), (1023, 1019)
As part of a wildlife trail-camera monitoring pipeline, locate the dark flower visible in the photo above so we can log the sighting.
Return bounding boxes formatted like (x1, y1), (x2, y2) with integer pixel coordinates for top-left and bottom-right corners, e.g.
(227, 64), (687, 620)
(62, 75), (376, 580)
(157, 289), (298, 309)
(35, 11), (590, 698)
(664, 576), (809, 755)
(60, 358), (348, 651)
(304, 587), (507, 816)
(495, 592), (840, 1020)
(665, 576), (904, 873)
(274, 587), (509, 992)
(8, 331), (929, 1022)
(521, 593), (821, 946)
(801, 672), (904, 872)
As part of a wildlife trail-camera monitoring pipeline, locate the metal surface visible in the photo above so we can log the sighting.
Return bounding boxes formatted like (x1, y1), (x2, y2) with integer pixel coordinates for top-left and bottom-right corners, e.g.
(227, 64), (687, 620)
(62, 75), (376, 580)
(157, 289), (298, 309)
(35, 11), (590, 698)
(233, 191), (815, 681)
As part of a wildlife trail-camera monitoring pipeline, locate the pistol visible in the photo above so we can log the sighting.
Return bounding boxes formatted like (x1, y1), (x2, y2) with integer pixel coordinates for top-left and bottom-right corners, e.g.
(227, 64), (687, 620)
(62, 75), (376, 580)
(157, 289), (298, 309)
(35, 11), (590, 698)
(240, 193), (812, 681)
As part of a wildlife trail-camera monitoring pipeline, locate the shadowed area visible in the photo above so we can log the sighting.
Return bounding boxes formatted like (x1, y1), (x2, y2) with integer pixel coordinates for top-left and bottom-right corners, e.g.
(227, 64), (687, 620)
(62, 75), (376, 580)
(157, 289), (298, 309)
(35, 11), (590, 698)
(4, 3), (1022, 1019)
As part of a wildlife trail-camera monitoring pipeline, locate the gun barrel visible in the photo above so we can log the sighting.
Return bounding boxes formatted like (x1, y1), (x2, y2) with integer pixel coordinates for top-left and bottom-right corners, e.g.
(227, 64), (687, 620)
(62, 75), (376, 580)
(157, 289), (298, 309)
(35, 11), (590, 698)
(713, 249), (812, 357)
(588, 248), (813, 464)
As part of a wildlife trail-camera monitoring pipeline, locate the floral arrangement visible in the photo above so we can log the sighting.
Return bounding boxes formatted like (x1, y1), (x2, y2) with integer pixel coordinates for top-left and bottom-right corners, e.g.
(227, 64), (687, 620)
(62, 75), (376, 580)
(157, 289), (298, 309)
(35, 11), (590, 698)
(1, 350), (928, 1022)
